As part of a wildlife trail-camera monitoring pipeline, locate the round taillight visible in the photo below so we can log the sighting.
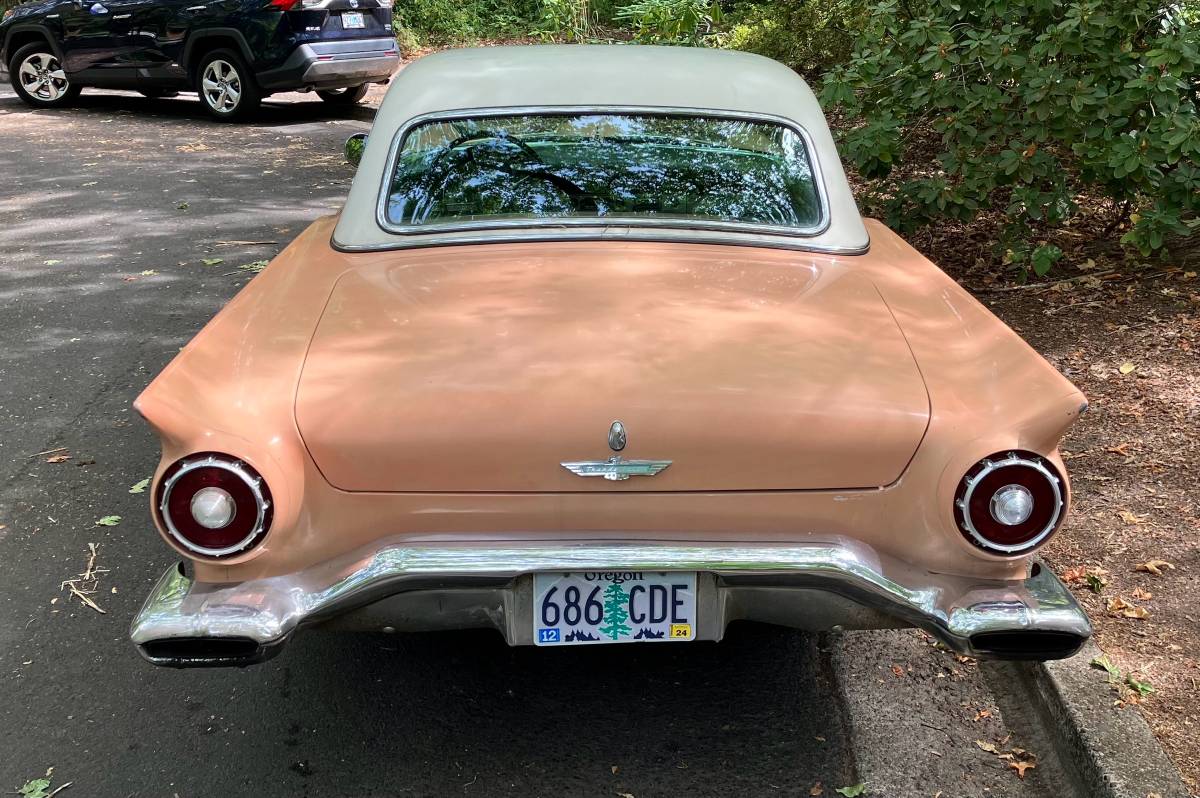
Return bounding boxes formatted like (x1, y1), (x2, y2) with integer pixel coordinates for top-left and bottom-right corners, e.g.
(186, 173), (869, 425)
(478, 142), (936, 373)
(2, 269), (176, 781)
(156, 453), (272, 558)
(954, 451), (1064, 555)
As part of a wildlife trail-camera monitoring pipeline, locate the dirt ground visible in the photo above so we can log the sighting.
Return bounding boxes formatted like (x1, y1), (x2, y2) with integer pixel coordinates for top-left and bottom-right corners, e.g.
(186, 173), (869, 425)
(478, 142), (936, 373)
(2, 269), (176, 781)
(904, 223), (1200, 793)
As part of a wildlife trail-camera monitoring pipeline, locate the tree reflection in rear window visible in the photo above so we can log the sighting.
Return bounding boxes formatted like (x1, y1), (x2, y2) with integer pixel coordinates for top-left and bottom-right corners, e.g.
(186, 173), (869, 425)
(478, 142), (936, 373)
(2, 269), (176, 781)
(384, 113), (822, 232)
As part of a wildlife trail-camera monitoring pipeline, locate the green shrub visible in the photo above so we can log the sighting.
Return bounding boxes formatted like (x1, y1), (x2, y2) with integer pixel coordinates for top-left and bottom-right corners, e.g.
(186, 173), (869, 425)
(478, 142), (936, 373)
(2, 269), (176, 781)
(723, 0), (870, 79)
(533, 0), (593, 41)
(393, 0), (543, 45)
(821, 0), (1200, 273)
(613, 0), (722, 45)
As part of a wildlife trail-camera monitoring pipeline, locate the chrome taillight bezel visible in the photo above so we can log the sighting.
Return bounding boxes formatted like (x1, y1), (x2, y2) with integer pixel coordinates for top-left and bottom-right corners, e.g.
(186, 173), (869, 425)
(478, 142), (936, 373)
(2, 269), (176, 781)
(156, 454), (272, 558)
(954, 451), (1064, 555)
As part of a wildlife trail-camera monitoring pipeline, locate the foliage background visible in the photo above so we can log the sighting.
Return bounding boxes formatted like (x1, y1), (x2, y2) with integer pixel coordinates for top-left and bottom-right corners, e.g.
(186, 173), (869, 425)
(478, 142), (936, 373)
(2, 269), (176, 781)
(387, 0), (1198, 276)
(5, 0), (1194, 274)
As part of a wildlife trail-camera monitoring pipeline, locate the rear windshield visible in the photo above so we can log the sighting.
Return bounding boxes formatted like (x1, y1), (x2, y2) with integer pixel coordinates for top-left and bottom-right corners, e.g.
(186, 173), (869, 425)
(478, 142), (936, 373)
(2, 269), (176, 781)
(383, 112), (822, 232)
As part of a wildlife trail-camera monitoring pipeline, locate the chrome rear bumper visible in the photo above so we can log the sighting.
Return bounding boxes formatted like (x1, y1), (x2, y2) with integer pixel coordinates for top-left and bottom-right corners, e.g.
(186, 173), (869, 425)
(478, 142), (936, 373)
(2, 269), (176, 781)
(130, 541), (1091, 667)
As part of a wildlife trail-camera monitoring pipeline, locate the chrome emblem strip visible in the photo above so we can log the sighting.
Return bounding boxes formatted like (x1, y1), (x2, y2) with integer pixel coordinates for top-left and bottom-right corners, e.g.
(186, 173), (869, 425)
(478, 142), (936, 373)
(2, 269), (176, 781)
(560, 456), (672, 481)
(564, 420), (670, 480)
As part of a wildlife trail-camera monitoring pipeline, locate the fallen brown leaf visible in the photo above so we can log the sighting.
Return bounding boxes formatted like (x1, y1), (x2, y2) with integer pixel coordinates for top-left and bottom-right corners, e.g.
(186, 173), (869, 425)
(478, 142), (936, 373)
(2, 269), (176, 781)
(810, 783), (824, 796)
(1117, 509), (1149, 525)
(975, 740), (999, 754)
(1107, 596), (1151, 620)
(1008, 759), (1036, 778)
(1135, 560), (1174, 576)
(1131, 586), (1153, 601)
(891, 664), (905, 678)
(1061, 566), (1087, 583)
(45, 454), (71, 463)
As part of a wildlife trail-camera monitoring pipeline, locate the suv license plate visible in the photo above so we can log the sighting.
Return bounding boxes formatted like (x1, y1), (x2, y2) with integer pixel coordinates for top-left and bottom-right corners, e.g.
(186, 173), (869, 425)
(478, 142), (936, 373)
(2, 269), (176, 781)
(533, 571), (697, 646)
(341, 11), (364, 28)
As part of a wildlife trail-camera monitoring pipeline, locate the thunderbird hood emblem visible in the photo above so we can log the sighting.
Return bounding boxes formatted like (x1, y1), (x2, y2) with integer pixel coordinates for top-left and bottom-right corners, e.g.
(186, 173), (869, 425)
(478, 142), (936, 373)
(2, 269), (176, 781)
(562, 421), (671, 481)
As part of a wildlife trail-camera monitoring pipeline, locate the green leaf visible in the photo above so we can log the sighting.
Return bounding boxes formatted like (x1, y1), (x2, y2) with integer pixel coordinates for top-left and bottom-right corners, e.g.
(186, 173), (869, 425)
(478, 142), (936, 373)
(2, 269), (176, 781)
(18, 778), (51, 798)
(836, 784), (867, 797)
(238, 260), (269, 273)
(1085, 573), (1106, 593)
(128, 479), (150, 494)
(1125, 673), (1155, 696)
(1030, 244), (1063, 276)
(95, 515), (121, 527)
(1090, 654), (1121, 679)
(201, 257), (223, 267)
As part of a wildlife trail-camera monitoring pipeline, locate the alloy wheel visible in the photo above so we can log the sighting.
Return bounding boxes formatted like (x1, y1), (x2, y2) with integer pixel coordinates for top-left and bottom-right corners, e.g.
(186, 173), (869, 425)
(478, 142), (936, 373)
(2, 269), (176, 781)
(201, 59), (242, 114)
(18, 52), (69, 102)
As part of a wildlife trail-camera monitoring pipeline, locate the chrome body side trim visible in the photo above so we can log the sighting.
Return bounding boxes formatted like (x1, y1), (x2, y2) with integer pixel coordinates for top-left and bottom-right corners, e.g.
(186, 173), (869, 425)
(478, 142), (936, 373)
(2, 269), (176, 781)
(131, 541), (1091, 667)
(372, 106), (833, 246)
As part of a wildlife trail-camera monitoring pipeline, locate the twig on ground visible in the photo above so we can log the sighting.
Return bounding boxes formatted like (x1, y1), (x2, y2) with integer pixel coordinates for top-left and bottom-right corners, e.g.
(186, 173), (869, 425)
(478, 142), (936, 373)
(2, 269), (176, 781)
(28, 446), (68, 459)
(978, 271), (1120, 294)
(214, 240), (277, 246)
(60, 543), (109, 614)
(1045, 300), (1105, 315)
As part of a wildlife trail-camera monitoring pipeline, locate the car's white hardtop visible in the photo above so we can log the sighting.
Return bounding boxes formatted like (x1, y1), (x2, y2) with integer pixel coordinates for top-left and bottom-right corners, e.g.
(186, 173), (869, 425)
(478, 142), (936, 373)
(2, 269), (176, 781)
(333, 45), (869, 254)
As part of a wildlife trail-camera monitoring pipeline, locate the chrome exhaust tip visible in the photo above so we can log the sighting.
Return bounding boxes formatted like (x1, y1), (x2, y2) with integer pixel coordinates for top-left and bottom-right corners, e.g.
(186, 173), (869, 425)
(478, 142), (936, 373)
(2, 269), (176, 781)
(137, 636), (284, 668)
(969, 630), (1087, 661)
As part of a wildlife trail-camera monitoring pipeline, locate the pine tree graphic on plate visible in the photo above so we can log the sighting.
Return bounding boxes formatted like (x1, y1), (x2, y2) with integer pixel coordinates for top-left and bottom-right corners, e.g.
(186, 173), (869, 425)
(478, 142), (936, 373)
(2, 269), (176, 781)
(598, 582), (632, 641)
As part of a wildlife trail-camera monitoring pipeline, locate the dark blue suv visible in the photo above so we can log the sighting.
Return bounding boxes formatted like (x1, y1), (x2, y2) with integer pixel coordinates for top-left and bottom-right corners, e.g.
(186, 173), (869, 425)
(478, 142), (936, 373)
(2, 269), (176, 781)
(0, 0), (399, 119)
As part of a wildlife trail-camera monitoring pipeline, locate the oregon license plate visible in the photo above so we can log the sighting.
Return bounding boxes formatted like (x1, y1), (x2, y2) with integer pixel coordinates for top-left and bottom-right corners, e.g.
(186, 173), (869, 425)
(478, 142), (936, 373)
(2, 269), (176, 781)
(341, 11), (364, 28)
(533, 571), (696, 645)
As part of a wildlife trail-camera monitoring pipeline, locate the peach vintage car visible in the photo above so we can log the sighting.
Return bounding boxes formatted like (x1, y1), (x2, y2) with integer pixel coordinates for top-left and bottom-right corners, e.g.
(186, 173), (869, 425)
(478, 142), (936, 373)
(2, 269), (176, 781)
(130, 45), (1091, 667)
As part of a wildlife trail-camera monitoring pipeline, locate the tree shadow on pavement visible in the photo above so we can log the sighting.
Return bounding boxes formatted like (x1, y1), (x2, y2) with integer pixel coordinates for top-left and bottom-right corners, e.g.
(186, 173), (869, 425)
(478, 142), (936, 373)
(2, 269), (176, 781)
(0, 86), (376, 128)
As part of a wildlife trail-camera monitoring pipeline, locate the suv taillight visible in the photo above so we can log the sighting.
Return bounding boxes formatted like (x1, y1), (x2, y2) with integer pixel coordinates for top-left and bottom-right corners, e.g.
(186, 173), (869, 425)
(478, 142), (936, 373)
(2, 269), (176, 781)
(156, 453), (273, 558)
(954, 451), (1064, 555)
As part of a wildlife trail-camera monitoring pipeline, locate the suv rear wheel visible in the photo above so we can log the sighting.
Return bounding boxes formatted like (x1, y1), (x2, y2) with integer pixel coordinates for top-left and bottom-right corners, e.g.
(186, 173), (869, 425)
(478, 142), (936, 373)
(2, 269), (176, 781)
(317, 84), (369, 105)
(9, 43), (81, 109)
(196, 49), (260, 121)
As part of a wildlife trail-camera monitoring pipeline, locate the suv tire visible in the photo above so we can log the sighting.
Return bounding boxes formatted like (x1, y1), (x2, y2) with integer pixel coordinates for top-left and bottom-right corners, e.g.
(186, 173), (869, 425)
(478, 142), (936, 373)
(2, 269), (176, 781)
(9, 43), (82, 109)
(317, 84), (369, 105)
(196, 49), (261, 121)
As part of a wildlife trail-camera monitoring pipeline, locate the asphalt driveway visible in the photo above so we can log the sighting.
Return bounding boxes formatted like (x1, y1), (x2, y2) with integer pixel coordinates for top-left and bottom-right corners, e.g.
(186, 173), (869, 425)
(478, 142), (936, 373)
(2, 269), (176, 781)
(0, 85), (1088, 798)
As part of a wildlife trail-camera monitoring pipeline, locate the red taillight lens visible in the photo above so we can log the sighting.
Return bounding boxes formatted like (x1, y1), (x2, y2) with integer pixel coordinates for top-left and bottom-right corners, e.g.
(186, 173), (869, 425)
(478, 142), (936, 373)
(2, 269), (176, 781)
(267, 0), (299, 10)
(954, 451), (1064, 555)
(156, 453), (273, 558)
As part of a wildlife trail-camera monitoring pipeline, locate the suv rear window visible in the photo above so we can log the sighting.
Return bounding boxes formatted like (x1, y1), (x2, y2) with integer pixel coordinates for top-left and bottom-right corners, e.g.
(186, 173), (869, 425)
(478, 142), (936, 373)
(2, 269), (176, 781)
(383, 112), (822, 232)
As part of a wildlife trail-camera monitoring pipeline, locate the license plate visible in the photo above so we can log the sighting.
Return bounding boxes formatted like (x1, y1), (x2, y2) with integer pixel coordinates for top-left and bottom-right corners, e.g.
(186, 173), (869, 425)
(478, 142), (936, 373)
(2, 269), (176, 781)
(533, 571), (696, 645)
(341, 11), (364, 28)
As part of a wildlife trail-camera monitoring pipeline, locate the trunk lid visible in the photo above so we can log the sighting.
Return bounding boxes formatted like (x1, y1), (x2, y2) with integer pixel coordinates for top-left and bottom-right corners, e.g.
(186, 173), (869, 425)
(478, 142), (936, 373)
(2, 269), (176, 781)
(296, 242), (929, 492)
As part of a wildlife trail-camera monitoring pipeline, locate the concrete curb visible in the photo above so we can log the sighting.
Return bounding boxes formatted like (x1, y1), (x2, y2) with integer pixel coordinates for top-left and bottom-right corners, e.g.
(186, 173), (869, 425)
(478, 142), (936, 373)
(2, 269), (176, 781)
(1021, 641), (1191, 798)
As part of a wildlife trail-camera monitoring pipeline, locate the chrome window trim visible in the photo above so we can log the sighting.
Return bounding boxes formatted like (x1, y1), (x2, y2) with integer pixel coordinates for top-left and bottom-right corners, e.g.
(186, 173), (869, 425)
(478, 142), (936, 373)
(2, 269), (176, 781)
(373, 105), (833, 243)
(331, 228), (870, 256)
(159, 456), (270, 558)
(955, 453), (1064, 555)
